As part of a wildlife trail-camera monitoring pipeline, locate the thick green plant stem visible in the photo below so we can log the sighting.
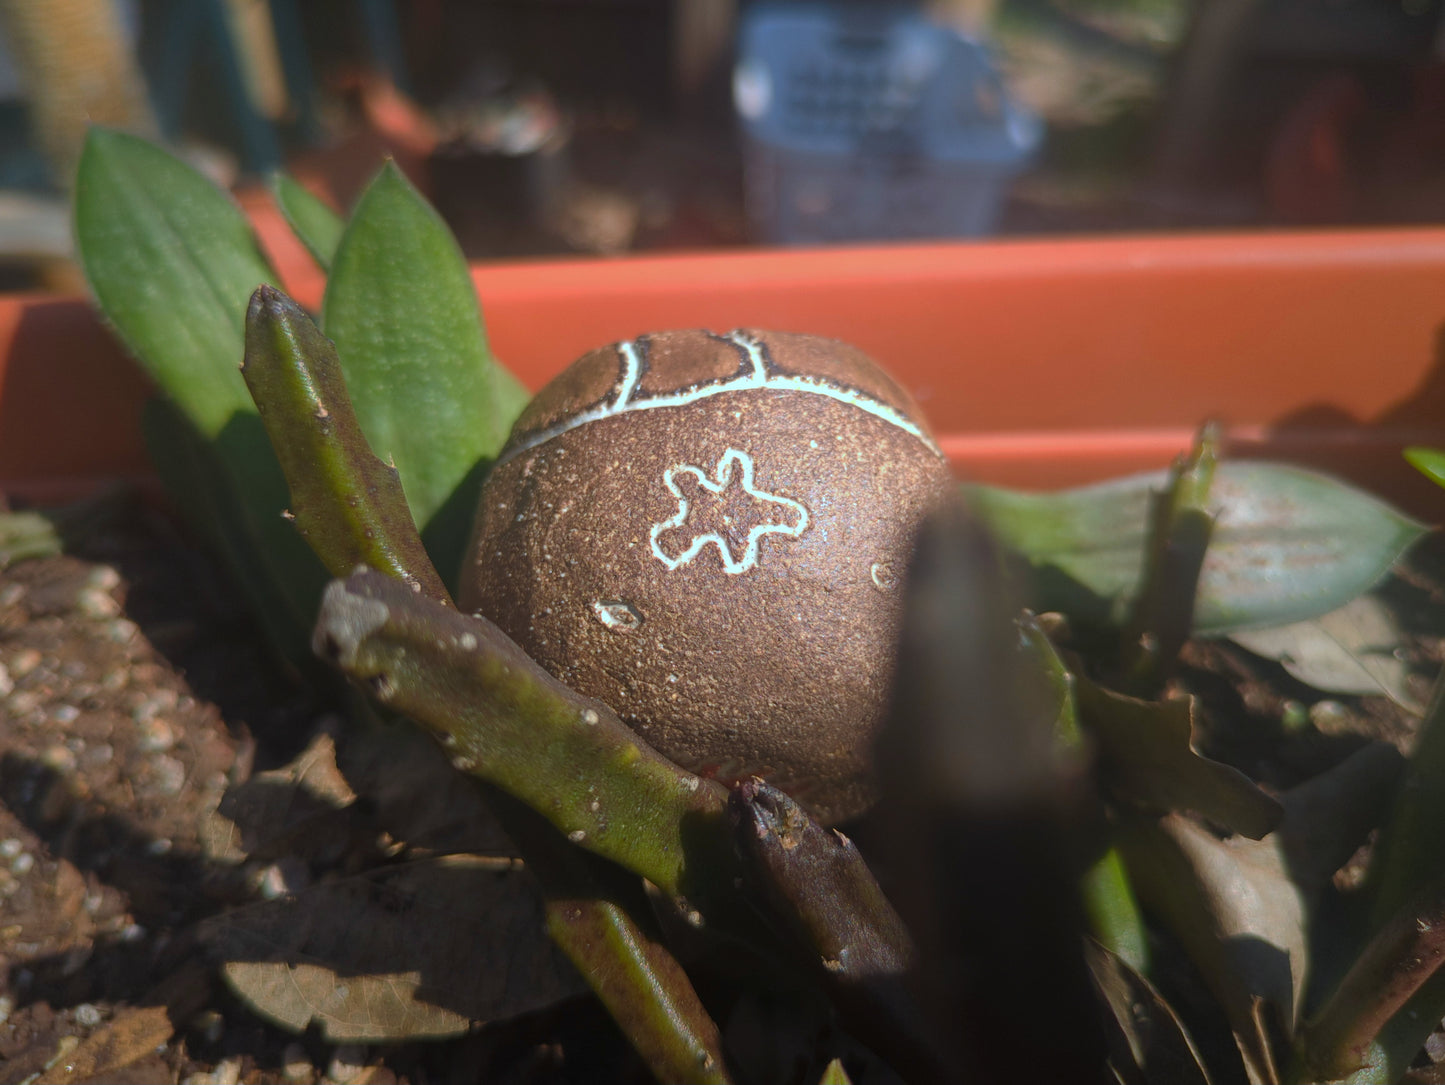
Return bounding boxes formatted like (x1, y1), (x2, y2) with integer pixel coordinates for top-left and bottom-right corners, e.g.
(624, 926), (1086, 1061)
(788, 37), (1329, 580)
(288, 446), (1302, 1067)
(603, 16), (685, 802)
(728, 780), (945, 1084)
(1292, 875), (1445, 1083)
(1122, 425), (1217, 695)
(1323, 675), (1445, 1083)
(241, 286), (452, 603)
(239, 287), (732, 1082)
(313, 569), (738, 904)
(490, 787), (732, 1085)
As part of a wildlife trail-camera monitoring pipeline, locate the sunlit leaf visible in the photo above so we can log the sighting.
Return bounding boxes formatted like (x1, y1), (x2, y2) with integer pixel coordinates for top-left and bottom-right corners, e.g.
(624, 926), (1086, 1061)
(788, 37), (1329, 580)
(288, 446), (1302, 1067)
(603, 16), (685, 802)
(76, 128), (273, 436)
(76, 129), (327, 659)
(1230, 593), (1423, 711)
(971, 463), (1426, 636)
(321, 162), (529, 587)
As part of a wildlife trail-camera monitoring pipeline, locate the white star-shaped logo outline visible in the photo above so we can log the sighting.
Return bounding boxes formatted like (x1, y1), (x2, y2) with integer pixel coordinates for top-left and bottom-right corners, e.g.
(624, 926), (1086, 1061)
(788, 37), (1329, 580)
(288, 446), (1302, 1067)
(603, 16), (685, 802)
(649, 449), (809, 574)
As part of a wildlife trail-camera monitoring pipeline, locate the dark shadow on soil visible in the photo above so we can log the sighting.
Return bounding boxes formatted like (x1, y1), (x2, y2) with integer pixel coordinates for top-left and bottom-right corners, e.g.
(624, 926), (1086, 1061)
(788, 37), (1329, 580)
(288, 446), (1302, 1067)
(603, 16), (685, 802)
(66, 498), (325, 771)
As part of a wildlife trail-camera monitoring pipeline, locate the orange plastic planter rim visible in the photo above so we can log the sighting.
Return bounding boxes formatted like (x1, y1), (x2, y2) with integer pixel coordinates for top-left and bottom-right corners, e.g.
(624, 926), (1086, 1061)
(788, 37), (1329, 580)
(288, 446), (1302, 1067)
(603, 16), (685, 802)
(4, 227), (1445, 515)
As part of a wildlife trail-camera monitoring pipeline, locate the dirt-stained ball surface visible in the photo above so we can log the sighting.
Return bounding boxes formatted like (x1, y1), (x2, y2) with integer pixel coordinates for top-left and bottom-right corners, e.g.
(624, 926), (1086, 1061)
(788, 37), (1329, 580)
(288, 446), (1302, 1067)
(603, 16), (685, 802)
(462, 329), (954, 823)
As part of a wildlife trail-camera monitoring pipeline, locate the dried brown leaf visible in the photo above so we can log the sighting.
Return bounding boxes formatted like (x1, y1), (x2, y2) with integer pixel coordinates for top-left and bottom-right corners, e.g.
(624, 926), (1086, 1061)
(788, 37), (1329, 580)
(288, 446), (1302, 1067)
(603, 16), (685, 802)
(1118, 815), (1297, 1085)
(203, 854), (584, 1041)
(200, 731), (356, 865)
(1086, 939), (1213, 1085)
(1077, 680), (1282, 839)
(332, 711), (514, 856)
(32, 1005), (174, 1084)
(1230, 594), (1424, 712)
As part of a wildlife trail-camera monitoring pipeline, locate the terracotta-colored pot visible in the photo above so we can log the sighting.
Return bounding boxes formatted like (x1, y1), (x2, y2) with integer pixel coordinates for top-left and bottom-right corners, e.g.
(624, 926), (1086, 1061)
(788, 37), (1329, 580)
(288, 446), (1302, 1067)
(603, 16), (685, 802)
(6, 229), (1445, 515)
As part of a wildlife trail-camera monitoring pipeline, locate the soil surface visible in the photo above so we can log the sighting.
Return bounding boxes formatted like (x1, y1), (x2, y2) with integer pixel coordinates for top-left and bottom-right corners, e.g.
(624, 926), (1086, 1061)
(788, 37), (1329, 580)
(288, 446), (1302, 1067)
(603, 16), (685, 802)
(0, 500), (654, 1085)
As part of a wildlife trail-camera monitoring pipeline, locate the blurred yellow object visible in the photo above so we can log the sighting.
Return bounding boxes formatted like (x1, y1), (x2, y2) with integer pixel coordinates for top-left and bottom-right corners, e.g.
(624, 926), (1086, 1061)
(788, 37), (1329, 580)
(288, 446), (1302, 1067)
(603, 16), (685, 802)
(0, 0), (155, 184)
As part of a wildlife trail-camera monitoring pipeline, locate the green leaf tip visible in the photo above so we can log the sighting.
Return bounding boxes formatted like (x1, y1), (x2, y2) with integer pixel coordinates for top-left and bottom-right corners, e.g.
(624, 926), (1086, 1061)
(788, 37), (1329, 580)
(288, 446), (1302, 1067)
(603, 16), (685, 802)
(321, 159), (529, 589)
(270, 172), (345, 272)
(1405, 445), (1445, 490)
(241, 284), (454, 604)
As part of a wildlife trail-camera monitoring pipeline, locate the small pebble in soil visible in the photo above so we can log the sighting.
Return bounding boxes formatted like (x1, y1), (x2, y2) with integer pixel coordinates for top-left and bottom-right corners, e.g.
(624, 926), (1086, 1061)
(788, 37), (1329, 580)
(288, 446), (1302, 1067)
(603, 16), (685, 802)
(0, 583), (25, 607)
(50, 704), (79, 725)
(0, 838), (23, 860)
(6, 690), (40, 716)
(186, 1056), (243, 1085)
(10, 852), (34, 876)
(74, 1002), (102, 1027)
(8, 647), (40, 677)
(77, 587), (122, 620)
(282, 1042), (313, 1083)
(137, 717), (176, 752)
(0, 663), (11, 697)
(105, 618), (139, 645)
(39, 744), (77, 774)
(80, 743), (114, 769)
(190, 1008), (225, 1046)
(0, 995), (12, 1025)
(118, 922), (146, 943)
(131, 688), (179, 723)
(146, 838), (173, 856)
(327, 1044), (368, 1084)
(1310, 699), (1354, 736)
(257, 857), (310, 900)
(148, 755), (187, 797)
(86, 566), (121, 593)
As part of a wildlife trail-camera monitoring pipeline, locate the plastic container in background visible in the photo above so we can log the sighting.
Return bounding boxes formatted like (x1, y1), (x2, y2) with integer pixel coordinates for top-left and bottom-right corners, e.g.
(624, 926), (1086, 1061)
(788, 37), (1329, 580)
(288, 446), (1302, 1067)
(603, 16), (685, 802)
(733, 2), (1041, 244)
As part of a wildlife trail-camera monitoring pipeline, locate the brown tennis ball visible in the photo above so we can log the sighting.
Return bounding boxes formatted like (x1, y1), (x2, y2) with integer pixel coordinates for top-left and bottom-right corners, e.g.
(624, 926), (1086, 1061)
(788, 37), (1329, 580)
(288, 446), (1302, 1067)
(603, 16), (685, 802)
(461, 329), (953, 823)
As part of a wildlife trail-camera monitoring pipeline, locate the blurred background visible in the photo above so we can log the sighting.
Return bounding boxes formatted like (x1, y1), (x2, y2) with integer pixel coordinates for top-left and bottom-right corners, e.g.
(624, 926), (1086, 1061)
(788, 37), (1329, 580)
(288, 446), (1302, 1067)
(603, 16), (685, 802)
(1, 0), (1445, 288)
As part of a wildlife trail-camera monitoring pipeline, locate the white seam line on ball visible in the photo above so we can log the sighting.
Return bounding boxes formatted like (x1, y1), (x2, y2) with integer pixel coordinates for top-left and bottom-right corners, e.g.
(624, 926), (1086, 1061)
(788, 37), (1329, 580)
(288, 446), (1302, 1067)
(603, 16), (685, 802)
(494, 331), (943, 468)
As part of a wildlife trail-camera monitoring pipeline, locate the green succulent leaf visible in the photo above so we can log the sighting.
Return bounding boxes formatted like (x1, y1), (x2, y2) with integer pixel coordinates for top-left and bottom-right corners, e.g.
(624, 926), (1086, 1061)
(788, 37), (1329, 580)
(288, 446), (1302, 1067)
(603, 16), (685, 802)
(76, 127), (274, 437)
(75, 128), (325, 661)
(321, 162), (529, 587)
(970, 462), (1427, 637)
(271, 173), (345, 272)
